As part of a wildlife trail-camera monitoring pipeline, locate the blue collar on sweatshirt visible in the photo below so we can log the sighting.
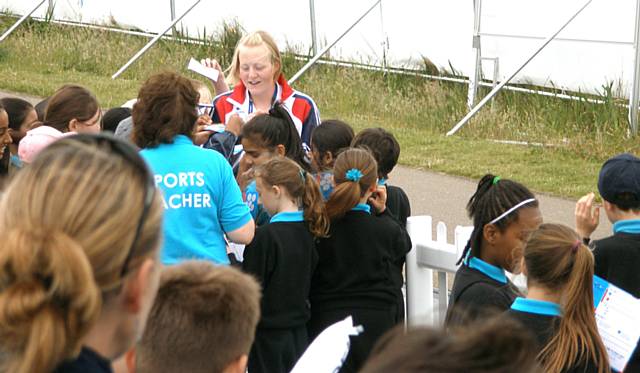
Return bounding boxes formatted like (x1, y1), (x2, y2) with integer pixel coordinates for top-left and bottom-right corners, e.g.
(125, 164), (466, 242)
(465, 253), (507, 284)
(270, 211), (304, 223)
(351, 203), (371, 214)
(613, 219), (640, 234)
(510, 297), (562, 317)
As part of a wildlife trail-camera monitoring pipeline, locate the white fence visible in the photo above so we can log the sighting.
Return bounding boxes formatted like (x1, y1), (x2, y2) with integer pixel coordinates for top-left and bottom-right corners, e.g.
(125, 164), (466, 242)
(405, 216), (472, 326)
(405, 215), (526, 327)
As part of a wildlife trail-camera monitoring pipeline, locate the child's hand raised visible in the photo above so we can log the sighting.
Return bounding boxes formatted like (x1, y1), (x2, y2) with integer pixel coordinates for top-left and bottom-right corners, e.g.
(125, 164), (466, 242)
(226, 111), (266, 136)
(236, 156), (254, 191)
(193, 114), (213, 145)
(575, 192), (600, 239)
(369, 184), (387, 214)
(226, 114), (244, 136)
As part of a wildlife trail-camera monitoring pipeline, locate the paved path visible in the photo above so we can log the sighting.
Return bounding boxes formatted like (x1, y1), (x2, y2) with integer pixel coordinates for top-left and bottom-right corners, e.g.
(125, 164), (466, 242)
(1, 89), (613, 239)
(389, 165), (612, 240)
(0, 91), (41, 105)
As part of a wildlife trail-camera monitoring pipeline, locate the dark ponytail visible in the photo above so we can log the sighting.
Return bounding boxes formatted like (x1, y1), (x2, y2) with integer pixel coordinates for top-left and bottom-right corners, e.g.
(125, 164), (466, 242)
(242, 103), (307, 169)
(458, 174), (538, 264)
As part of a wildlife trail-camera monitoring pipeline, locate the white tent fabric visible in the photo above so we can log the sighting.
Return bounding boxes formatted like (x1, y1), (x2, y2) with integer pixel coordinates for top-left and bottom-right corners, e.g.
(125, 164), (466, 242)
(0, 0), (636, 97)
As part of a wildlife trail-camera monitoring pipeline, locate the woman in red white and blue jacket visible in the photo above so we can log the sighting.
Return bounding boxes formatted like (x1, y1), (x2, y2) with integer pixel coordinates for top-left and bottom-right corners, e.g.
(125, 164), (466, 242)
(203, 31), (319, 165)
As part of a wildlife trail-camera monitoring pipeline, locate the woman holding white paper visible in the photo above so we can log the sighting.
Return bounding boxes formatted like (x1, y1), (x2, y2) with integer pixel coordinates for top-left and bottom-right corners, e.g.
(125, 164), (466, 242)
(201, 31), (320, 163)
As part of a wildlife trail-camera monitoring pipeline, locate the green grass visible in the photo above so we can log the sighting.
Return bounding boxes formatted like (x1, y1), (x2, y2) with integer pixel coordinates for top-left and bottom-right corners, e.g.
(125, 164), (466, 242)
(0, 15), (636, 199)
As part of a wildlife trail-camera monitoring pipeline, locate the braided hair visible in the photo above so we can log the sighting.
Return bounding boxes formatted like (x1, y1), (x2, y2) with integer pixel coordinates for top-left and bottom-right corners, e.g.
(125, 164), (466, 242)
(457, 174), (538, 264)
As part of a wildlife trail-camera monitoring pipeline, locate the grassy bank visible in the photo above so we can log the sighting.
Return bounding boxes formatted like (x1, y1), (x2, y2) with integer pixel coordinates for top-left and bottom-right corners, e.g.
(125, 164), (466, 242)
(0, 16), (635, 198)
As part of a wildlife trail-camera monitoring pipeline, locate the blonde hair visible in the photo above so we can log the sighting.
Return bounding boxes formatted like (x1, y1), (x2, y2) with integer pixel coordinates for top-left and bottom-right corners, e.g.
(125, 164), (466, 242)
(325, 147), (378, 220)
(255, 157), (329, 237)
(0, 135), (162, 373)
(190, 79), (213, 104)
(227, 30), (282, 86)
(524, 224), (610, 373)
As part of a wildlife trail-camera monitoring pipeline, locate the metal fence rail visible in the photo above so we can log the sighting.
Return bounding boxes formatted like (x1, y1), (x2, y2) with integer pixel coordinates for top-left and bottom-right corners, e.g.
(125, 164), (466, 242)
(2, 0), (639, 135)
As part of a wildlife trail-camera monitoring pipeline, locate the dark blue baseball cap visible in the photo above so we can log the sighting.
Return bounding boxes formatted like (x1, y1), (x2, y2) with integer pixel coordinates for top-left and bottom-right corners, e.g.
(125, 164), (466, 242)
(598, 153), (640, 206)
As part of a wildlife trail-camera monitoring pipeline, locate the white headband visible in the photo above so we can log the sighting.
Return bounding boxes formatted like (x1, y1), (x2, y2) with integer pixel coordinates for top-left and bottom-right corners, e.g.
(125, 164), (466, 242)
(488, 198), (537, 225)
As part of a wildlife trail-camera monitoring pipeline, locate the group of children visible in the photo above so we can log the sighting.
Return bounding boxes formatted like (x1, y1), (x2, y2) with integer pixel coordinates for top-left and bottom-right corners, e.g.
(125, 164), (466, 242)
(0, 26), (639, 373)
(227, 105), (411, 372)
(445, 153), (640, 372)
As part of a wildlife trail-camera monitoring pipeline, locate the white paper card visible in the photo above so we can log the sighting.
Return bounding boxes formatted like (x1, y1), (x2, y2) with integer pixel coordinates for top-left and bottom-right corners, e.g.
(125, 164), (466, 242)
(187, 58), (219, 82)
(290, 316), (362, 373)
(227, 242), (245, 262)
(593, 276), (640, 372)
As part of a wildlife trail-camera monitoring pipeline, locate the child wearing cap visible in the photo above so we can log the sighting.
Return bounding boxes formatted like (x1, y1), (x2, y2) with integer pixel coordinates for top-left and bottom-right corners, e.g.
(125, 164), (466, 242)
(575, 152), (640, 371)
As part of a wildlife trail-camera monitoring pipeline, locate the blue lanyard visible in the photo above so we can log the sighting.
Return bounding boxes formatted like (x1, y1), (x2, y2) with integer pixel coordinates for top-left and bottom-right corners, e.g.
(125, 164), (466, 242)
(247, 85), (279, 115)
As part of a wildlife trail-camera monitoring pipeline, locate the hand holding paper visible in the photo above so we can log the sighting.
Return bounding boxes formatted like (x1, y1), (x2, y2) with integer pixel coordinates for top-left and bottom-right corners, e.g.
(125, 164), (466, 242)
(188, 58), (220, 82)
(593, 276), (640, 372)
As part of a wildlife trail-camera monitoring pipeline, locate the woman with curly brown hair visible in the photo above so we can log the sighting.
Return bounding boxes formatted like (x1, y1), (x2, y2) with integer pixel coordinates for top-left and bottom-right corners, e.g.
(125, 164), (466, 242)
(134, 71), (254, 266)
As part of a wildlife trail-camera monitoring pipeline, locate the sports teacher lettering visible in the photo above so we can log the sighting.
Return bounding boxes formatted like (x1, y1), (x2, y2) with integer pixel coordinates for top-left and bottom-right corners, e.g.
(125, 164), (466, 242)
(153, 171), (212, 209)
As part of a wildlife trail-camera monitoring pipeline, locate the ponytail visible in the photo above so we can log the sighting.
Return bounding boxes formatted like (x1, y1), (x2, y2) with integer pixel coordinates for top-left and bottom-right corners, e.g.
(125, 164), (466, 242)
(459, 174), (496, 264)
(0, 134), (162, 373)
(525, 224), (610, 373)
(0, 229), (101, 373)
(243, 103), (307, 169)
(255, 157), (328, 237)
(325, 148), (377, 220)
(301, 171), (330, 237)
(325, 181), (362, 221)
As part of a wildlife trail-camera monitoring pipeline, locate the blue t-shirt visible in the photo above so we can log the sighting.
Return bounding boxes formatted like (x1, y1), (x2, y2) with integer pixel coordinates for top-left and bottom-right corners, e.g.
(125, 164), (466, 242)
(140, 135), (252, 265)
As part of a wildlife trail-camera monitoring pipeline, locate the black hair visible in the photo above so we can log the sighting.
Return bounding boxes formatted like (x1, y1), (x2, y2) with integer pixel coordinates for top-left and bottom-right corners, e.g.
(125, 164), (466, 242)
(0, 97), (35, 131)
(241, 102), (308, 170)
(101, 107), (132, 133)
(351, 127), (400, 179)
(311, 119), (354, 159)
(457, 174), (538, 264)
(609, 192), (640, 211)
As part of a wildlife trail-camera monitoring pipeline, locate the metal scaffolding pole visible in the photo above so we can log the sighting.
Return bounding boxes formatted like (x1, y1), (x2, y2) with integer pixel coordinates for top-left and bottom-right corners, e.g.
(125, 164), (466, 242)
(309, 0), (318, 55)
(466, 0), (482, 110)
(111, 0), (201, 79)
(0, 0), (47, 43)
(170, 0), (177, 36)
(629, 0), (640, 135)
(289, 0), (381, 85)
(379, 0), (388, 75)
(447, 0), (593, 136)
